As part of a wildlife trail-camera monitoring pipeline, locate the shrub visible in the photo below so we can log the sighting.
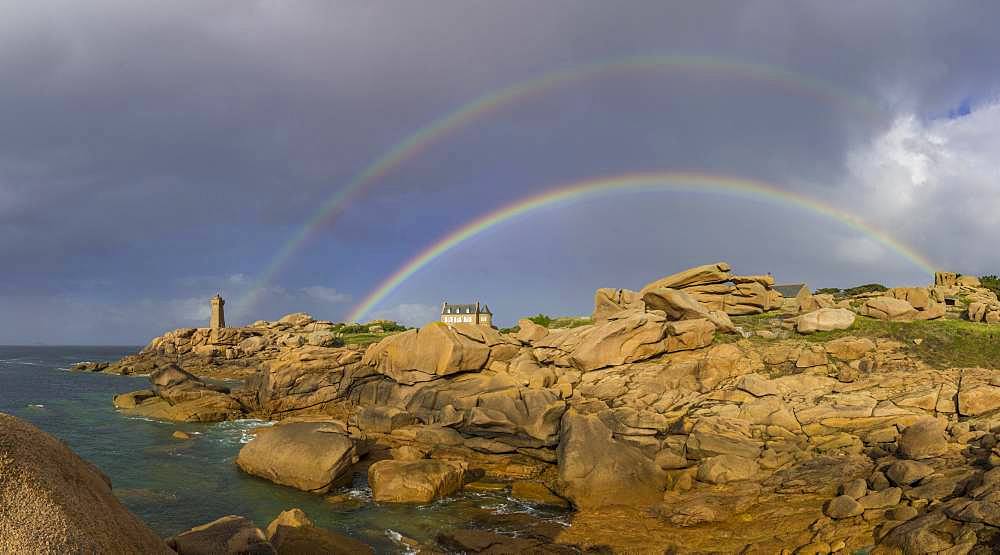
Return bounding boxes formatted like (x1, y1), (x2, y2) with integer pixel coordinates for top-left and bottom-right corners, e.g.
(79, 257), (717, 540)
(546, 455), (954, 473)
(981, 275), (1000, 297)
(842, 283), (888, 297)
(814, 287), (841, 295)
(527, 314), (553, 328)
(338, 324), (369, 334)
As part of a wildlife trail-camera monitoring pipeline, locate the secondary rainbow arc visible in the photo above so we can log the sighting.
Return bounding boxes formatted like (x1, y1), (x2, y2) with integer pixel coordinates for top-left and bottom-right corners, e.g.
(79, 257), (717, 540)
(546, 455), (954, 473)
(242, 54), (881, 310)
(346, 172), (936, 322)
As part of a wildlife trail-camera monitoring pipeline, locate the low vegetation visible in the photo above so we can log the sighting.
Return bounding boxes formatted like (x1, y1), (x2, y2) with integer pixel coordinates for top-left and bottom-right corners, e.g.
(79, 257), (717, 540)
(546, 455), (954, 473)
(813, 283), (888, 298)
(501, 314), (593, 334)
(980, 275), (1000, 297)
(328, 320), (409, 347)
(732, 311), (1000, 370)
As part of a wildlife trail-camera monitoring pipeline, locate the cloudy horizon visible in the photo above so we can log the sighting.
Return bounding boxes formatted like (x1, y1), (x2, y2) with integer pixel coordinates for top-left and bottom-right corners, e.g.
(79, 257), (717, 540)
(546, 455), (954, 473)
(4, 1), (1000, 343)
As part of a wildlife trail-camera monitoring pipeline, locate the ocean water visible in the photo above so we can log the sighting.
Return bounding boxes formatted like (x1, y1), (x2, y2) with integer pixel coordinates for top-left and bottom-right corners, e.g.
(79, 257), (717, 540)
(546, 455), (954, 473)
(0, 346), (568, 552)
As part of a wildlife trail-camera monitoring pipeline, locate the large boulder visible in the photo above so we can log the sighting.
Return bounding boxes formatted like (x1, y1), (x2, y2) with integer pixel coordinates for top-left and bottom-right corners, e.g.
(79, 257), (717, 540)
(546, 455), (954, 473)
(515, 318), (549, 343)
(641, 287), (736, 332)
(136, 363), (244, 422)
(795, 308), (856, 334)
(534, 311), (714, 372)
(696, 454), (760, 484)
(367, 459), (467, 503)
(898, 418), (949, 460)
(236, 422), (358, 493)
(396, 374), (567, 447)
(167, 515), (274, 555)
(0, 413), (173, 554)
(860, 297), (919, 321)
(640, 262), (734, 291)
(592, 288), (643, 321)
(278, 312), (315, 327)
(638, 263), (779, 316)
(265, 509), (373, 554)
(362, 322), (491, 384)
(252, 347), (366, 418)
(556, 409), (665, 509)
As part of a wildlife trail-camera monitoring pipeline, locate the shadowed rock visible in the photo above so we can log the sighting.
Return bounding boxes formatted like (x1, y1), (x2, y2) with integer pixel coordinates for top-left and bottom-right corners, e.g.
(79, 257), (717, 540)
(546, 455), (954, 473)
(0, 413), (173, 554)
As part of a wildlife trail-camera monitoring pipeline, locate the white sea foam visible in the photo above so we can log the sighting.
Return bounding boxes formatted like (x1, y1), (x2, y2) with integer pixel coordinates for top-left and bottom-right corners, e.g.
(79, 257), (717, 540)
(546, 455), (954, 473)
(27, 404), (44, 408)
(385, 530), (418, 555)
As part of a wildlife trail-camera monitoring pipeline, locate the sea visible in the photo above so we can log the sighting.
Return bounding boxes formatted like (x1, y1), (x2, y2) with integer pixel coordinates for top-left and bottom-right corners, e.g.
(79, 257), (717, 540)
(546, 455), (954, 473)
(0, 346), (568, 553)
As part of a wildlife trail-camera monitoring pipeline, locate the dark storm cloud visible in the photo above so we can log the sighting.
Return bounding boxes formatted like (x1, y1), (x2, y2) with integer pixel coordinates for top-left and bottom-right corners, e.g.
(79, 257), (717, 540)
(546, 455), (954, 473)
(3, 0), (1000, 341)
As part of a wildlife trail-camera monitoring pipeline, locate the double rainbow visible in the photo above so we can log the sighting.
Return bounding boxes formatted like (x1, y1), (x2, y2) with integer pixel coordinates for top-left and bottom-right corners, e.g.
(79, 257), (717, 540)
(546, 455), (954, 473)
(242, 54), (882, 310)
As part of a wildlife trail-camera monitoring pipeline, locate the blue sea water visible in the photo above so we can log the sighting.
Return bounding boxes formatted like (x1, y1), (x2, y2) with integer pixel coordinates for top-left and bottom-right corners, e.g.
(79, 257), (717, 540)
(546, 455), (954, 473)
(0, 346), (568, 552)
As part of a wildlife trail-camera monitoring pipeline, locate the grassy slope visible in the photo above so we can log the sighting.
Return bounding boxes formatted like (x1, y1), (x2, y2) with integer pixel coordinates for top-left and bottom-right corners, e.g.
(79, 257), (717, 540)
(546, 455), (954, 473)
(733, 311), (1000, 369)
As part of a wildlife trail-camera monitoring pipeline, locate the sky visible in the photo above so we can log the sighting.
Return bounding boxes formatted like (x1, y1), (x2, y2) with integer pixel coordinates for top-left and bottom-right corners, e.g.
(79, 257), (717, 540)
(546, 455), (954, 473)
(4, 1), (1000, 343)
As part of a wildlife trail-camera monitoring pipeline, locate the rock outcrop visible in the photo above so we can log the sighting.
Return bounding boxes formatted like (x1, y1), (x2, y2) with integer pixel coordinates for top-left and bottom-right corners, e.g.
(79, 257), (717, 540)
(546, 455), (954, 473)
(557, 409), (666, 509)
(265, 509), (374, 554)
(89, 263), (1000, 553)
(167, 515), (274, 555)
(795, 307), (856, 334)
(236, 422), (359, 493)
(0, 413), (173, 554)
(639, 262), (781, 316)
(114, 364), (244, 422)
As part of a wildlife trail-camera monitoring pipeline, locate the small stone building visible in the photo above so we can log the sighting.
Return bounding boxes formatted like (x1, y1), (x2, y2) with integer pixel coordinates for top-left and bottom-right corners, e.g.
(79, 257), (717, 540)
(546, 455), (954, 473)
(440, 301), (492, 327)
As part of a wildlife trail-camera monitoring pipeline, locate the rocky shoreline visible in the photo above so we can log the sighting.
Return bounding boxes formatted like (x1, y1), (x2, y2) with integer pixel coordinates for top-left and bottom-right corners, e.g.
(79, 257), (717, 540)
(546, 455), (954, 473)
(30, 262), (1000, 552)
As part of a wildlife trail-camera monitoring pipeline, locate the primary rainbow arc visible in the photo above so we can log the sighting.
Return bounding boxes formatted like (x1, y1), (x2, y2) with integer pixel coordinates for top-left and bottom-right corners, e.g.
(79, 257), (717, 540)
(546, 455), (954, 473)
(347, 172), (936, 322)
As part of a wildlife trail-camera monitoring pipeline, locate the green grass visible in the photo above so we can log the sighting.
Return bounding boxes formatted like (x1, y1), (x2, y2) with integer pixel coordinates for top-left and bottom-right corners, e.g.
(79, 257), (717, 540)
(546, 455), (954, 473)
(340, 332), (398, 347)
(733, 311), (1000, 369)
(504, 315), (593, 334)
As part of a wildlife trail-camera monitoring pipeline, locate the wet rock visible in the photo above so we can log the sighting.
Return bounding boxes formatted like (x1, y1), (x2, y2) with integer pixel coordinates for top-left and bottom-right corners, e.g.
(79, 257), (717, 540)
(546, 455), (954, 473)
(840, 478), (868, 499)
(236, 422), (358, 493)
(696, 454), (759, 484)
(556, 409), (665, 509)
(0, 413), (173, 554)
(172, 430), (192, 440)
(70, 361), (110, 372)
(510, 481), (570, 509)
(898, 418), (949, 460)
(859, 487), (902, 510)
(368, 459), (467, 503)
(356, 406), (418, 434)
(825, 495), (864, 519)
(167, 515), (274, 555)
(886, 505), (918, 521)
(886, 460), (935, 486)
(265, 508), (374, 554)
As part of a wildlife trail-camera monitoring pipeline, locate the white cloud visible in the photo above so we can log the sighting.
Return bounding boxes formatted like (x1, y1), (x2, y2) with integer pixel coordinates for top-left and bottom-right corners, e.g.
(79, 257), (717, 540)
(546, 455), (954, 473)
(846, 100), (1000, 271)
(368, 303), (438, 327)
(301, 286), (351, 305)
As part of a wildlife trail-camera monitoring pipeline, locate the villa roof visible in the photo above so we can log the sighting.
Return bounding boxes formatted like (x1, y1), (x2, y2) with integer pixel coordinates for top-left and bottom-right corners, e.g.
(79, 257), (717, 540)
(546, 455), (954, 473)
(441, 302), (492, 315)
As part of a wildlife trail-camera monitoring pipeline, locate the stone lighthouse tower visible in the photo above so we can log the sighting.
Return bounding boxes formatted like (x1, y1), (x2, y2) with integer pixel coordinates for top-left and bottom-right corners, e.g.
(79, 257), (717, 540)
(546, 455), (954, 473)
(210, 294), (226, 330)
